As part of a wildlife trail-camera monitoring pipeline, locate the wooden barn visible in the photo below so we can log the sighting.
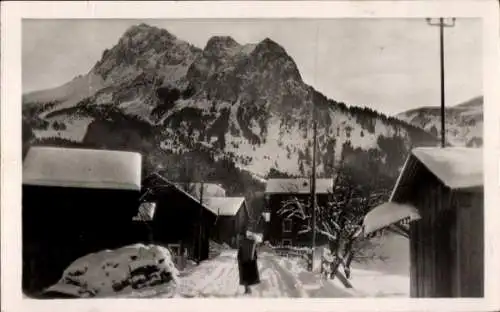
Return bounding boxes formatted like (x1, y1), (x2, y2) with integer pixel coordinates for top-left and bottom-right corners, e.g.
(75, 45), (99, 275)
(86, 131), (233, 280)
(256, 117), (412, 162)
(204, 197), (250, 247)
(363, 147), (484, 298)
(264, 178), (333, 246)
(22, 146), (142, 296)
(139, 173), (218, 263)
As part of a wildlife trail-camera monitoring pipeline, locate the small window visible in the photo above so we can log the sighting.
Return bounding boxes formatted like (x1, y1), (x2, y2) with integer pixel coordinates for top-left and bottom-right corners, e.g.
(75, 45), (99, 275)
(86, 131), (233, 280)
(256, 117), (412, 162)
(133, 202), (156, 221)
(282, 239), (292, 247)
(283, 219), (292, 232)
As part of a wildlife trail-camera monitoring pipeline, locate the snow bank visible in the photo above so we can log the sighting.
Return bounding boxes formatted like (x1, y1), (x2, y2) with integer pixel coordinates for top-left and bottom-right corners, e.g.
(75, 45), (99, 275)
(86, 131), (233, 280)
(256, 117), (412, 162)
(345, 232), (410, 297)
(338, 268), (409, 297)
(45, 244), (179, 298)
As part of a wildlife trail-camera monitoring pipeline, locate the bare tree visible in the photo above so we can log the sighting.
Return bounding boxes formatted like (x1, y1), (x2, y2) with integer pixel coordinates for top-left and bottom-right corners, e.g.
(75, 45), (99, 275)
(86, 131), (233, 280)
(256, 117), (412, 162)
(277, 162), (390, 281)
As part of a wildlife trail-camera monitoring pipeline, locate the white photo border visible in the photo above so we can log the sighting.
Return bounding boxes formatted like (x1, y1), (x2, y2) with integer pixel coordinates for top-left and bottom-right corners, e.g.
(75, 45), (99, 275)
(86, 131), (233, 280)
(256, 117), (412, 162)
(2, 1), (499, 312)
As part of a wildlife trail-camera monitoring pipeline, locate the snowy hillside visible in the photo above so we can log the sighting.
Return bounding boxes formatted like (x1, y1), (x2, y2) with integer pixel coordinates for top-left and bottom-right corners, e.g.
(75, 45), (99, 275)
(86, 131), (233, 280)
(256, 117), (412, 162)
(22, 23), (440, 188)
(396, 96), (483, 147)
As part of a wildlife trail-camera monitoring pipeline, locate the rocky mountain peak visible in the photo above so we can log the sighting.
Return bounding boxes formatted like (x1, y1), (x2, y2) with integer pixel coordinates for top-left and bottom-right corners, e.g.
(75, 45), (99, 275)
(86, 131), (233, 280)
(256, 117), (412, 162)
(253, 38), (287, 55)
(92, 23), (201, 83)
(122, 23), (177, 43)
(245, 37), (303, 84)
(204, 36), (240, 53)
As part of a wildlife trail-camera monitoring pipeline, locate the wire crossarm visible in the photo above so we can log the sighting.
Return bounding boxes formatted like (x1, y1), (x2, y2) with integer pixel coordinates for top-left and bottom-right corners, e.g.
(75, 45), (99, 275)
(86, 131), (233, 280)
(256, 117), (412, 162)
(426, 17), (456, 27)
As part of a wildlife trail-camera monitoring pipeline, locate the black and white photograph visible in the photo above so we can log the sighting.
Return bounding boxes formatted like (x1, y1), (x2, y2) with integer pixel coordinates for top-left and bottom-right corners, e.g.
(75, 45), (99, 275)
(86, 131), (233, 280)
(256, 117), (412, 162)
(2, 1), (500, 311)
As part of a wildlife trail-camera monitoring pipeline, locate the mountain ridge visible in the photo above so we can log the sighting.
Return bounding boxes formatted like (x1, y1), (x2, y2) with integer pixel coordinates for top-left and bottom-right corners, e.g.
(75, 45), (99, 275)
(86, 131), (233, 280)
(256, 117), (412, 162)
(22, 23), (442, 196)
(396, 96), (483, 147)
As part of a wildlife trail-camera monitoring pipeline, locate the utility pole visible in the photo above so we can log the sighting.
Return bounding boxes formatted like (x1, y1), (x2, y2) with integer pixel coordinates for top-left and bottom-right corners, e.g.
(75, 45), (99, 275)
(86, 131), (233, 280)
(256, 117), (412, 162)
(426, 17), (456, 148)
(310, 117), (318, 272)
(197, 181), (204, 264)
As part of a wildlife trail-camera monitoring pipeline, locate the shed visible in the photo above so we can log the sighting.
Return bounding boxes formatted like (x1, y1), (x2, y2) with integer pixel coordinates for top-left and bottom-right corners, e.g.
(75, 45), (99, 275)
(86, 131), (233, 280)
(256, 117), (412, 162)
(264, 178), (334, 246)
(139, 173), (218, 263)
(363, 147), (483, 298)
(22, 146), (142, 296)
(204, 197), (250, 247)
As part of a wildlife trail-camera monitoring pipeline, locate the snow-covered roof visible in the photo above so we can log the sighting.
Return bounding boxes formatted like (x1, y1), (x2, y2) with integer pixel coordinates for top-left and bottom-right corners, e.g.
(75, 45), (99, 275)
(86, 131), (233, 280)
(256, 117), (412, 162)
(204, 197), (246, 216)
(265, 178), (334, 194)
(23, 146), (142, 191)
(363, 202), (421, 236)
(173, 182), (226, 198)
(413, 147), (483, 189)
(391, 147), (483, 201)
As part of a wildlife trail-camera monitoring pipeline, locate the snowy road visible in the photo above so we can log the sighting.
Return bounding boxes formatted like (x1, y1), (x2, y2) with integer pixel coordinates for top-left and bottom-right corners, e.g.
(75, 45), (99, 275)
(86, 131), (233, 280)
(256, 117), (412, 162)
(164, 250), (355, 298)
(117, 234), (410, 298)
(54, 234), (408, 298)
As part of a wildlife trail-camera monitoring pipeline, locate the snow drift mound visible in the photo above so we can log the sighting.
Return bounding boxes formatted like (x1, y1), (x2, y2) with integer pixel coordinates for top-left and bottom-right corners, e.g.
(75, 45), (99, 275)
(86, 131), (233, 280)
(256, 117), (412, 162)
(44, 244), (179, 298)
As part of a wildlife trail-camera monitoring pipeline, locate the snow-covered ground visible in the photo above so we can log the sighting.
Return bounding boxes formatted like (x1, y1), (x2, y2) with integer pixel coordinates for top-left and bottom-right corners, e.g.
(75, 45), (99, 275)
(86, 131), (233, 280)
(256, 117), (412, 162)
(128, 233), (409, 298)
(45, 232), (409, 298)
(166, 232), (408, 298)
(165, 250), (355, 298)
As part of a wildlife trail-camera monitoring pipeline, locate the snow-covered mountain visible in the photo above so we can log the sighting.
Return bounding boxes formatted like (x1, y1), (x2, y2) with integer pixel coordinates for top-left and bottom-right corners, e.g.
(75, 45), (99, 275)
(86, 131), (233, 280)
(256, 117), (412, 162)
(396, 96), (483, 147)
(23, 23), (441, 193)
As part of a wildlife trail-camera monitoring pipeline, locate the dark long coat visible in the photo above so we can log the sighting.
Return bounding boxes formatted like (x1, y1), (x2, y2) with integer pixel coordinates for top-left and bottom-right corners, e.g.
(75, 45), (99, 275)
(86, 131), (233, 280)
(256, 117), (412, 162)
(237, 237), (260, 286)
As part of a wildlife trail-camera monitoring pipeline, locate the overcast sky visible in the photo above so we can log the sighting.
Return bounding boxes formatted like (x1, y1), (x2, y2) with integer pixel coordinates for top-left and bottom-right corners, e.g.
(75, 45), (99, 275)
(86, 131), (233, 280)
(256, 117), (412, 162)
(22, 18), (482, 115)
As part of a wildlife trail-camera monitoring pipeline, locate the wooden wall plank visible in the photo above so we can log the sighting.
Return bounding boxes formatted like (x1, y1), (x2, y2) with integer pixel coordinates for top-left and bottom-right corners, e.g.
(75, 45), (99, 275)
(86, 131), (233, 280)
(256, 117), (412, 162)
(430, 186), (436, 296)
(458, 192), (484, 297)
(454, 191), (461, 297)
(410, 223), (418, 297)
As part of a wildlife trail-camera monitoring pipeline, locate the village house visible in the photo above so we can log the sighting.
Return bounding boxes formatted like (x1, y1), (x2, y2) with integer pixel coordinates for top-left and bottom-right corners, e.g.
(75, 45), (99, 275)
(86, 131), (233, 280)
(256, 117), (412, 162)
(363, 147), (484, 298)
(138, 173), (219, 264)
(22, 146), (143, 296)
(204, 197), (251, 247)
(264, 178), (334, 247)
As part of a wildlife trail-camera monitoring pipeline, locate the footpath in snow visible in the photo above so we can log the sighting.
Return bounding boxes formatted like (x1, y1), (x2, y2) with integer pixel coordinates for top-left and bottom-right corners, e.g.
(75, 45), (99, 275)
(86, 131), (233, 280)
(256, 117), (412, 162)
(155, 250), (356, 298)
(112, 233), (410, 298)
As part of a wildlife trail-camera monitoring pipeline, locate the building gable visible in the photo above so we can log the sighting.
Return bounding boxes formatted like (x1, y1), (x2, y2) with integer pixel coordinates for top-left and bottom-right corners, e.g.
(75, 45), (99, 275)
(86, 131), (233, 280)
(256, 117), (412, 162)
(391, 147), (483, 202)
(204, 197), (246, 217)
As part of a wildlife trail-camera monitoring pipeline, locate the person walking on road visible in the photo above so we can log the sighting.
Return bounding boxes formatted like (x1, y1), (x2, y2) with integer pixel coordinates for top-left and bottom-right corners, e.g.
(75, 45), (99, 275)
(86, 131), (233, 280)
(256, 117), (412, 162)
(237, 230), (261, 295)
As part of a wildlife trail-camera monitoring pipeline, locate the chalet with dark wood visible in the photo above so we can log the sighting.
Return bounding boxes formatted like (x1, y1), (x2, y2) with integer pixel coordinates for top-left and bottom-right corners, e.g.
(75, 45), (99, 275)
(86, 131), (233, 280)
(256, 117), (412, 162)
(139, 173), (218, 263)
(264, 178), (333, 247)
(22, 146), (142, 296)
(363, 147), (484, 298)
(204, 197), (250, 247)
